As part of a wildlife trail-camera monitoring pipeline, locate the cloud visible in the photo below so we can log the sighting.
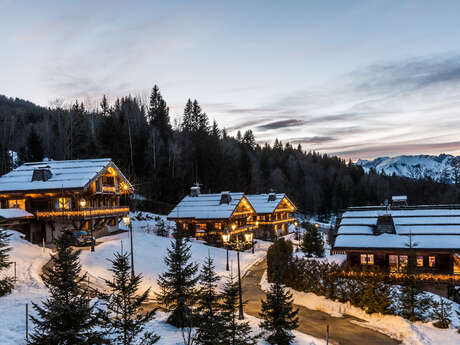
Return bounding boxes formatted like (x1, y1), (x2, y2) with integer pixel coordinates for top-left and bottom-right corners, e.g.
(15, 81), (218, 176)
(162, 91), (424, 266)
(287, 136), (336, 144)
(352, 54), (460, 93)
(256, 119), (305, 130)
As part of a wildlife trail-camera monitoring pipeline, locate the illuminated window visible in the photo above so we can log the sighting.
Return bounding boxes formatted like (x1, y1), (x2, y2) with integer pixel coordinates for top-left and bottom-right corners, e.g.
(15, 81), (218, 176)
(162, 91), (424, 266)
(416, 256), (424, 267)
(56, 197), (71, 210)
(428, 256), (436, 267)
(399, 255), (408, 268)
(360, 253), (374, 265)
(8, 199), (25, 210)
(389, 255), (398, 271)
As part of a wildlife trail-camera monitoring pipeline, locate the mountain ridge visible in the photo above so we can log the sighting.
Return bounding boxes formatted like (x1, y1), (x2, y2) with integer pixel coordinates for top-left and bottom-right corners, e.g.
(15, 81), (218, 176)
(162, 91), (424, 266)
(356, 154), (460, 184)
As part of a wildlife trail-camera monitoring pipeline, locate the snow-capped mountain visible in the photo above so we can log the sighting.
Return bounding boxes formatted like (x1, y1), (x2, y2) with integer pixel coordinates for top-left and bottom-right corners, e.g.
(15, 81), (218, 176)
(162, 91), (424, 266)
(356, 154), (460, 184)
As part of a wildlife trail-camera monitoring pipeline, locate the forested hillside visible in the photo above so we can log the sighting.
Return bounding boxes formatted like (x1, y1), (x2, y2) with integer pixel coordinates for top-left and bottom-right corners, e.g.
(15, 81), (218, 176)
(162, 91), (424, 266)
(1, 87), (458, 215)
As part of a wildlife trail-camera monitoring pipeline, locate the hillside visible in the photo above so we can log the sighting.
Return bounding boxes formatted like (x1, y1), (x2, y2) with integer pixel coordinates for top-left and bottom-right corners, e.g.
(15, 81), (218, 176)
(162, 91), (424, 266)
(357, 154), (460, 184)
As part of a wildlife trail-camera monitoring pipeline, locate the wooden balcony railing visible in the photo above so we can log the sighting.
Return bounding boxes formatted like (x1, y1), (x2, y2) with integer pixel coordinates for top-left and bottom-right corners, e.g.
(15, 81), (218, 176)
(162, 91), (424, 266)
(252, 217), (295, 225)
(35, 206), (130, 219)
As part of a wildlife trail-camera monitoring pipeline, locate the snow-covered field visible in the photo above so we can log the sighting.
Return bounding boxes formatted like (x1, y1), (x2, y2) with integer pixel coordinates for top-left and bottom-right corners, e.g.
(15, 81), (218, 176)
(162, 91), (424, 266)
(0, 213), (324, 345)
(260, 272), (460, 345)
(79, 212), (271, 292)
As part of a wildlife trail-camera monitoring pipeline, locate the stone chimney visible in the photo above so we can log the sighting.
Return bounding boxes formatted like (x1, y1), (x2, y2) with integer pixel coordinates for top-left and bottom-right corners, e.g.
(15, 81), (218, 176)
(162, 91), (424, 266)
(31, 166), (52, 182)
(190, 183), (200, 197)
(268, 192), (276, 201)
(220, 191), (232, 204)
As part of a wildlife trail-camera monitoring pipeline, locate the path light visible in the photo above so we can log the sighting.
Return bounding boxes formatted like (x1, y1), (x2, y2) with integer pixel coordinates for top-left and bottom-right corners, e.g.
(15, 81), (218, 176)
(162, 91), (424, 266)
(122, 215), (134, 278)
(222, 232), (230, 271)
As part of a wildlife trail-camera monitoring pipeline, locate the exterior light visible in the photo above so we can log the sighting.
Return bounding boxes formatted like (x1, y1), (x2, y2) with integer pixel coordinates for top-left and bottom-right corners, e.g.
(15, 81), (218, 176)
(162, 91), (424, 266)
(222, 233), (230, 243)
(294, 221), (298, 226)
(314, 223), (319, 229)
(122, 184), (129, 191)
(232, 224), (236, 230)
(244, 233), (253, 242)
(255, 221), (259, 226)
(80, 200), (86, 208)
(123, 215), (131, 226)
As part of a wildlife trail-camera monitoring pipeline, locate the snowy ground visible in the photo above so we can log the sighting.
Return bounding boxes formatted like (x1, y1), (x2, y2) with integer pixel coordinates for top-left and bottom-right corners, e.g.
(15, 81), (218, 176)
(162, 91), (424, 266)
(0, 214), (324, 345)
(260, 271), (460, 345)
(79, 212), (271, 292)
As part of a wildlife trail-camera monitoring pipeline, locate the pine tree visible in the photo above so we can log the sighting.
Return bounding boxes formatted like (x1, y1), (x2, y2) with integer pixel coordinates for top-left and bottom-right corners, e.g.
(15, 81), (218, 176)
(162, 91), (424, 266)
(300, 223), (324, 258)
(0, 229), (13, 296)
(23, 128), (44, 162)
(29, 233), (106, 344)
(99, 251), (160, 345)
(195, 255), (224, 345)
(220, 273), (258, 345)
(182, 99), (194, 132)
(397, 272), (433, 322)
(156, 234), (199, 328)
(431, 296), (452, 329)
(266, 239), (293, 283)
(259, 271), (299, 345)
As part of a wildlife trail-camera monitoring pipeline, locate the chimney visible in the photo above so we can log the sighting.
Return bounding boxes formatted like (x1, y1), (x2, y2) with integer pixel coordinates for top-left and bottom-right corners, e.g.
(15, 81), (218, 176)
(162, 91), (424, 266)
(268, 192), (276, 202)
(220, 191), (232, 204)
(190, 184), (200, 197)
(31, 166), (52, 182)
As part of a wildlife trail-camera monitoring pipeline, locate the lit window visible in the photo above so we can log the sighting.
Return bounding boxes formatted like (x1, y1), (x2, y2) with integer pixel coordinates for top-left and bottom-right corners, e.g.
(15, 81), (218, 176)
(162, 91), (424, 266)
(8, 199), (25, 210)
(389, 255), (398, 271)
(429, 256), (436, 267)
(417, 256), (424, 267)
(361, 253), (374, 265)
(56, 197), (71, 210)
(399, 255), (408, 268)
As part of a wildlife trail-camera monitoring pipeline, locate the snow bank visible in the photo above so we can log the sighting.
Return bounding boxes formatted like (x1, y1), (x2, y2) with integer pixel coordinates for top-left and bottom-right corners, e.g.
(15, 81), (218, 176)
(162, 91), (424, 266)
(0, 230), (52, 345)
(260, 271), (460, 345)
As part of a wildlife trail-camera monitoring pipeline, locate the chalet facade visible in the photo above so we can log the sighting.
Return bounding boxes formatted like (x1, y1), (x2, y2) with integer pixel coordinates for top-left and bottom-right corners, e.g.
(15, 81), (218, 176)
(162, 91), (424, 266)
(167, 187), (258, 244)
(0, 158), (133, 243)
(332, 200), (460, 282)
(246, 193), (296, 239)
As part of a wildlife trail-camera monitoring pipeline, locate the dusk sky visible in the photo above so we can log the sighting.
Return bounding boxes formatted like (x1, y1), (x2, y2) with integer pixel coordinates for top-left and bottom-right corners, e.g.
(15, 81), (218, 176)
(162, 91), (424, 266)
(2, 0), (460, 160)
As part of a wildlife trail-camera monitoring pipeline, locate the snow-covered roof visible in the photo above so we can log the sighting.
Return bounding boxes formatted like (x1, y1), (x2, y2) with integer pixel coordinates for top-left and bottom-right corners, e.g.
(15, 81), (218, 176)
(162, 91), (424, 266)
(0, 208), (34, 219)
(167, 192), (247, 220)
(246, 193), (293, 214)
(334, 233), (460, 250)
(335, 206), (460, 250)
(0, 158), (132, 193)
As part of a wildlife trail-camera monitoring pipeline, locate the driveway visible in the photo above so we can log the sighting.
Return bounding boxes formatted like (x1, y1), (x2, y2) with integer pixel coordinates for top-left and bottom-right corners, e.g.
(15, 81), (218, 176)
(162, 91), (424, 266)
(242, 259), (401, 345)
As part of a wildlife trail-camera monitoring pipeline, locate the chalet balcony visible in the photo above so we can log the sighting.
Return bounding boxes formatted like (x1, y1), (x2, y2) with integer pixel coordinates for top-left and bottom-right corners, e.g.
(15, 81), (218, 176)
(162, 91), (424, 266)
(35, 206), (130, 219)
(253, 216), (295, 225)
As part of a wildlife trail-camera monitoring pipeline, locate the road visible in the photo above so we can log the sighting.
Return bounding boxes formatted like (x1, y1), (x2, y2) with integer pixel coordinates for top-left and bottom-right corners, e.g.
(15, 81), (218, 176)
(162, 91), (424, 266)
(242, 259), (401, 345)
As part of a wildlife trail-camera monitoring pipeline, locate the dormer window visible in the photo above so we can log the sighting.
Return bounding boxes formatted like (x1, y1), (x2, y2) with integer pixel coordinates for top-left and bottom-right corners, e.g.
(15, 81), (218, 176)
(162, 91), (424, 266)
(31, 166), (52, 182)
(220, 192), (232, 204)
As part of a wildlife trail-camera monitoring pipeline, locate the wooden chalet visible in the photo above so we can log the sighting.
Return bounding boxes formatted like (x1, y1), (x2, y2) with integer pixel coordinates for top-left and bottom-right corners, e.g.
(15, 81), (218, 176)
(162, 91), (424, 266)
(332, 198), (460, 284)
(0, 158), (133, 243)
(167, 186), (258, 244)
(246, 193), (296, 239)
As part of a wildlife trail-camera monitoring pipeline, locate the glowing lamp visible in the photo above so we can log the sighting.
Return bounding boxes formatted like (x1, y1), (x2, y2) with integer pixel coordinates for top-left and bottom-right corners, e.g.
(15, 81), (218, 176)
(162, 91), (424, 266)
(122, 215), (131, 226)
(314, 223), (319, 229)
(255, 221), (259, 226)
(122, 184), (129, 191)
(294, 221), (298, 226)
(80, 200), (87, 208)
(244, 233), (253, 242)
(231, 224), (236, 230)
(222, 233), (230, 243)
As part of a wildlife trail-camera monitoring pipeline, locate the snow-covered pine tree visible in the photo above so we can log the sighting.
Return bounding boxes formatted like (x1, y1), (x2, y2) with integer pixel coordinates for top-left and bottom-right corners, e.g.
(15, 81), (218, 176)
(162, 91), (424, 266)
(220, 272), (258, 345)
(358, 267), (394, 314)
(259, 271), (299, 345)
(0, 228), (13, 296)
(156, 234), (199, 328)
(431, 296), (452, 329)
(29, 233), (106, 344)
(397, 272), (433, 322)
(300, 223), (324, 258)
(195, 255), (224, 345)
(99, 251), (160, 345)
